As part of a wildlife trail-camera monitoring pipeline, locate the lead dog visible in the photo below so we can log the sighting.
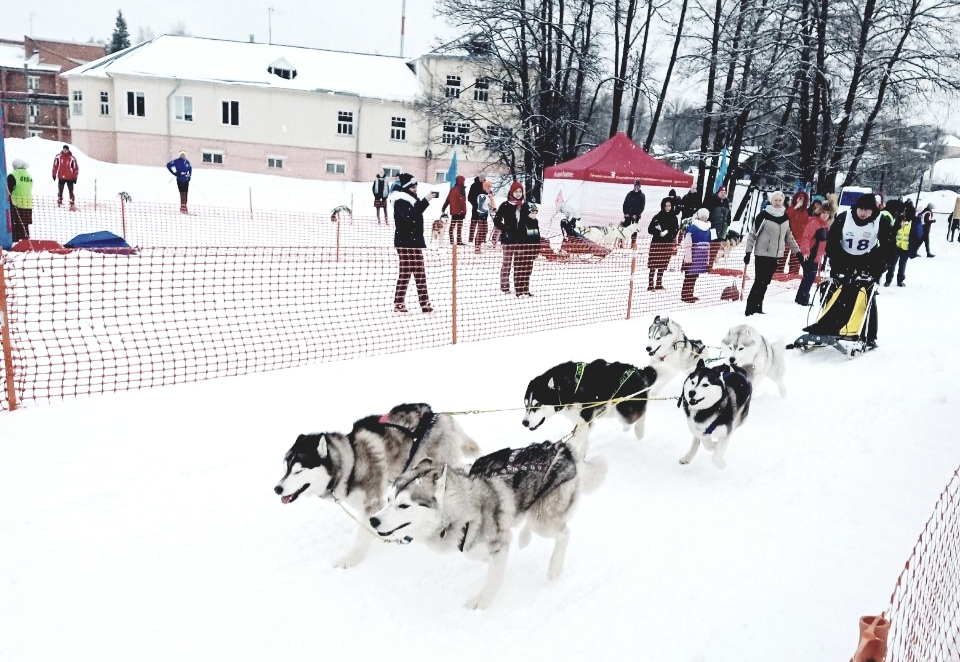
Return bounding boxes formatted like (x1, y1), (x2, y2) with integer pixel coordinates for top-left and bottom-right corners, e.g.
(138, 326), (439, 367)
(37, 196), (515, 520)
(274, 403), (480, 568)
(722, 324), (787, 397)
(645, 315), (706, 392)
(369, 441), (606, 609)
(521, 359), (658, 459)
(678, 360), (752, 470)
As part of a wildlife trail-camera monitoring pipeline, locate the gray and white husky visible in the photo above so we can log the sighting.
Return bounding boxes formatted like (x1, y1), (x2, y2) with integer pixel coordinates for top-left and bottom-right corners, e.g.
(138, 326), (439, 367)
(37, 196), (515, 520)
(722, 323), (787, 397)
(274, 403), (480, 568)
(521, 359), (659, 459)
(369, 441), (606, 609)
(678, 360), (752, 470)
(645, 315), (707, 391)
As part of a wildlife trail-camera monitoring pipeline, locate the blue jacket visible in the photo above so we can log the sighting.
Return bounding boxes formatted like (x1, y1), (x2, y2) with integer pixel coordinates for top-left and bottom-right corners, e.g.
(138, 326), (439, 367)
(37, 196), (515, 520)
(166, 156), (192, 183)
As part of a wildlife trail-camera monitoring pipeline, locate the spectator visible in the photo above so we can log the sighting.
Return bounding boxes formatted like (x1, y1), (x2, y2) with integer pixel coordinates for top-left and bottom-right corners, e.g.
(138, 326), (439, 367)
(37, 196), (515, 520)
(795, 200), (833, 305)
(474, 179), (494, 254)
(52, 144), (79, 211)
(949, 196), (960, 242)
(680, 208), (712, 303)
(622, 179), (646, 249)
(808, 194), (825, 216)
(704, 185), (731, 269)
(166, 151), (192, 214)
(372, 172), (389, 223)
(680, 185), (701, 220)
(6, 158), (33, 242)
(391, 173), (438, 313)
(824, 192), (893, 348)
(904, 200), (920, 258)
(493, 181), (539, 296)
(742, 190), (802, 316)
(442, 174), (468, 245)
(647, 198), (680, 291)
(467, 175), (485, 242)
(883, 201), (912, 287)
(666, 188), (683, 222)
(783, 190), (809, 275)
(918, 203), (936, 257)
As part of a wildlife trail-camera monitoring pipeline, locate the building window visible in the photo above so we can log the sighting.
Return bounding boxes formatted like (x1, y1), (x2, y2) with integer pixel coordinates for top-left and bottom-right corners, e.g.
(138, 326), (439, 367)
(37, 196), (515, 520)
(28, 129), (43, 138)
(175, 95), (194, 122)
(28, 104), (40, 123)
(221, 100), (239, 126)
(100, 91), (110, 116)
(445, 75), (461, 98)
(337, 111), (354, 136)
(202, 151), (224, 165)
(382, 166), (401, 178)
(72, 90), (83, 116)
(27, 76), (40, 91)
(486, 125), (511, 151)
(390, 116), (406, 141)
(267, 156), (284, 169)
(501, 82), (517, 104)
(435, 170), (448, 183)
(325, 161), (346, 175)
(473, 78), (489, 102)
(126, 91), (145, 117)
(442, 121), (471, 145)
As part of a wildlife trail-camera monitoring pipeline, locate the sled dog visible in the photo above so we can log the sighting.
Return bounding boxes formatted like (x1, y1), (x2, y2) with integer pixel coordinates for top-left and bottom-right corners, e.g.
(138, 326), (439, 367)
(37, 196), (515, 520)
(522, 359), (658, 459)
(431, 215), (448, 244)
(722, 324), (787, 397)
(645, 315), (706, 391)
(678, 360), (752, 470)
(274, 403), (480, 568)
(330, 204), (353, 223)
(369, 441), (606, 609)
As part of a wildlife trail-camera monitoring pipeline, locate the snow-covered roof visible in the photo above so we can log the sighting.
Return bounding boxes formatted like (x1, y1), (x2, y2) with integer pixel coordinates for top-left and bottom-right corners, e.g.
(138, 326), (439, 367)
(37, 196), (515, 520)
(63, 35), (421, 103)
(0, 43), (60, 72)
(939, 134), (960, 147)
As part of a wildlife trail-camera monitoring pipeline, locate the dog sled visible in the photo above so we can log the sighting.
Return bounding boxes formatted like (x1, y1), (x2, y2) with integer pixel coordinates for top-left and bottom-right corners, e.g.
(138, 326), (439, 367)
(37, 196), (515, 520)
(540, 218), (613, 262)
(787, 272), (878, 358)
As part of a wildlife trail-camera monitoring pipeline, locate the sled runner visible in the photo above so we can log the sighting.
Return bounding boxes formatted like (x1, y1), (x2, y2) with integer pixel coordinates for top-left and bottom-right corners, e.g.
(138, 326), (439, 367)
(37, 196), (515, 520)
(788, 272), (878, 358)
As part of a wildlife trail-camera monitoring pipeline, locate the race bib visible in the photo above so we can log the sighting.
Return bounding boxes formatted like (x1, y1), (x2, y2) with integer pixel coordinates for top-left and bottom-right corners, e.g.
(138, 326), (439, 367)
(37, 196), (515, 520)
(841, 215), (878, 255)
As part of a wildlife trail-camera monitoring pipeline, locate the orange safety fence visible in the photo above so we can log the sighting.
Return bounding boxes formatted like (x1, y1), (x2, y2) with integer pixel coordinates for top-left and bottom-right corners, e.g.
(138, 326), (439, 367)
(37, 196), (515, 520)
(0, 195), (803, 410)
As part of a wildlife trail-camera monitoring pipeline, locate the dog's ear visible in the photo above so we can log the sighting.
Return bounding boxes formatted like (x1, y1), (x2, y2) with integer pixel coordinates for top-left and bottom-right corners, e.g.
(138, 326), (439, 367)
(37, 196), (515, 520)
(696, 358), (706, 370)
(653, 314), (661, 323)
(317, 434), (329, 458)
(413, 457), (434, 472)
(547, 377), (555, 390)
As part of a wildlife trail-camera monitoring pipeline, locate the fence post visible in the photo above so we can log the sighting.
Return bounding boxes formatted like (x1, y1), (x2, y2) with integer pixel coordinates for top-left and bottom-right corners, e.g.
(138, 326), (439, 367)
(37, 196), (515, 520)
(0, 253), (18, 411)
(335, 220), (341, 263)
(249, 187), (253, 220)
(94, 179), (98, 212)
(451, 242), (458, 345)
(850, 615), (889, 662)
(625, 251), (638, 320)
(120, 194), (127, 239)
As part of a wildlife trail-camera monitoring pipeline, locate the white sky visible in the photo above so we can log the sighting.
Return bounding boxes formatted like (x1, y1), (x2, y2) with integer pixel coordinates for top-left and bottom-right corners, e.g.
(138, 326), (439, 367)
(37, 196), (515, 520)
(1, 138), (959, 659)
(5, 0), (452, 58)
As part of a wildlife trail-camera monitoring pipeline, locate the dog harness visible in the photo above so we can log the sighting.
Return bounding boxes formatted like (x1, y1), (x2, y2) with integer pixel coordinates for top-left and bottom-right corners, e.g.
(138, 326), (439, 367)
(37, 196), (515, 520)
(469, 440), (576, 513)
(380, 412), (439, 472)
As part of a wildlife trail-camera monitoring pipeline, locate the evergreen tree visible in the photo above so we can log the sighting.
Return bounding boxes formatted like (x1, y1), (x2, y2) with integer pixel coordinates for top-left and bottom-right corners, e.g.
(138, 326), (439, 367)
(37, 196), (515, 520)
(108, 11), (131, 54)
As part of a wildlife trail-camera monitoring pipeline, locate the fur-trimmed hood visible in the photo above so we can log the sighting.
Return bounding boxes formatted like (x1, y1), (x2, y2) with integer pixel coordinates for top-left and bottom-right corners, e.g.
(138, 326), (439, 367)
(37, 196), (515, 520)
(389, 190), (419, 206)
(689, 217), (712, 232)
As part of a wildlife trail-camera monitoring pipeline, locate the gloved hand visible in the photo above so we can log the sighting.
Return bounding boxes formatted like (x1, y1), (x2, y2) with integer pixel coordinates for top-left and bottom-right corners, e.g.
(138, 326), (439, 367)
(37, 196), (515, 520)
(659, 230), (668, 237)
(743, 253), (751, 265)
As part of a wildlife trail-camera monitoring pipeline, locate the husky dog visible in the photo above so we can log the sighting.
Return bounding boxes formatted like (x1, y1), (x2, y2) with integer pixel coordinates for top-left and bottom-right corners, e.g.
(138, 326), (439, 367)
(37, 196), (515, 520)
(579, 224), (634, 250)
(645, 315), (706, 392)
(522, 359), (658, 459)
(431, 215), (448, 244)
(369, 441), (606, 609)
(717, 230), (743, 260)
(678, 360), (752, 469)
(330, 204), (353, 223)
(722, 324), (787, 397)
(274, 403), (480, 568)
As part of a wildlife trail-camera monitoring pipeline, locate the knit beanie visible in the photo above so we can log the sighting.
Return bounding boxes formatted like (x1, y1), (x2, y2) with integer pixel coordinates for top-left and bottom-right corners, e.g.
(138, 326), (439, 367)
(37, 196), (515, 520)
(398, 173), (418, 192)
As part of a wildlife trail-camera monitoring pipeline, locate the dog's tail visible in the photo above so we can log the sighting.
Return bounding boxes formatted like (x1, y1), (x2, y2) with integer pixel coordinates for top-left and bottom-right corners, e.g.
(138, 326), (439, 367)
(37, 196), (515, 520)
(578, 455), (608, 494)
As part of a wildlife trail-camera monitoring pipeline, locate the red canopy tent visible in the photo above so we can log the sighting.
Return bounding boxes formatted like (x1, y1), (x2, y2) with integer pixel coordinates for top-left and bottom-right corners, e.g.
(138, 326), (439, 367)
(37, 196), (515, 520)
(544, 132), (693, 188)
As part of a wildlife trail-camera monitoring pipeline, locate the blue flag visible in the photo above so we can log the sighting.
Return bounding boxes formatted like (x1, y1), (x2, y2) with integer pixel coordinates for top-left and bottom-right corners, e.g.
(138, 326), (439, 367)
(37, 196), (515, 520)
(713, 146), (729, 194)
(0, 109), (11, 249)
(446, 152), (458, 189)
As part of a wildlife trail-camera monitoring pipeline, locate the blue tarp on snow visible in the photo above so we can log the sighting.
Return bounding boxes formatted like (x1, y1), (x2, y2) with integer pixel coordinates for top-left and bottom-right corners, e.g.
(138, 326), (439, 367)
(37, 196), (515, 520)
(64, 231), (137, 254)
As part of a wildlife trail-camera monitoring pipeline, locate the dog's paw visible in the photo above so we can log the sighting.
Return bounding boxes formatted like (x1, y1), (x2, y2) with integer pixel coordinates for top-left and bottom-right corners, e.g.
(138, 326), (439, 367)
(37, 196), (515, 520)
(547, 557), (565, 581)
(464, 593), (493, 610)
(712, 456), (727, 470)
(679, 455), (693, 465)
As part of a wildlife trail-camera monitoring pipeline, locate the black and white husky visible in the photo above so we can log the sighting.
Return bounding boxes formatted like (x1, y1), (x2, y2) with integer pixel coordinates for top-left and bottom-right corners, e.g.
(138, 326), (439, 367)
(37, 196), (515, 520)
(369, 441), (606, 609)
(274, 403), (480, 568)
(645, 315), (707, 391)
(722, 323), (787, 397)
(678, 360), (752, 470)
(521, 359), (658, 458)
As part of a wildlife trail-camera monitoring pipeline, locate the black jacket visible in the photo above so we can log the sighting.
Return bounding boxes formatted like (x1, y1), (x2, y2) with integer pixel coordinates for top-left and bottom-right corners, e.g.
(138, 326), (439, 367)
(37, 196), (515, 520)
(494, 201), (539, 245)
(392, 191), (431, 248)
(826, 209), (894, 280)
(622, 189), (646, 219)
(467, 178), (484, 219)
(648, 210), (680, 244)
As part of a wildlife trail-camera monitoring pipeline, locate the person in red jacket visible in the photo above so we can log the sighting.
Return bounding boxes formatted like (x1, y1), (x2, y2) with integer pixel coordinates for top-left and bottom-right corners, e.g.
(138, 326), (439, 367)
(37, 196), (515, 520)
(441, 174), (467, 245)
(783, 190), (809, 275)
(52, 144), (79, 210)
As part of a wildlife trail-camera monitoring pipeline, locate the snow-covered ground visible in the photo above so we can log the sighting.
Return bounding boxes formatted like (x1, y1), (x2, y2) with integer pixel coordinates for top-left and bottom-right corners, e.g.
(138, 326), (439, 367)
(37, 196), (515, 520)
(2, 138), (959, 661)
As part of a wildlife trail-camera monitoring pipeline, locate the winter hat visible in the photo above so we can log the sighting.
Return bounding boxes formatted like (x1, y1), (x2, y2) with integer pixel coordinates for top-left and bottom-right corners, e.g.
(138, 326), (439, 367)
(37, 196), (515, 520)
(633, 179), (642, 187)
(455, 174), (465, 186)
(853, 193), (879, 213)
(718, 185), (727, 195)
(925, 202), (935, 211)
(398, 173), (418, 191)
(508, 181), (524, 204)
(528, 202), (539, 215)
(62, 144), (70, 151)
(12, 158), (28, 169)
(669, 188), (677, 196)
(696, 208), (710, 221)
